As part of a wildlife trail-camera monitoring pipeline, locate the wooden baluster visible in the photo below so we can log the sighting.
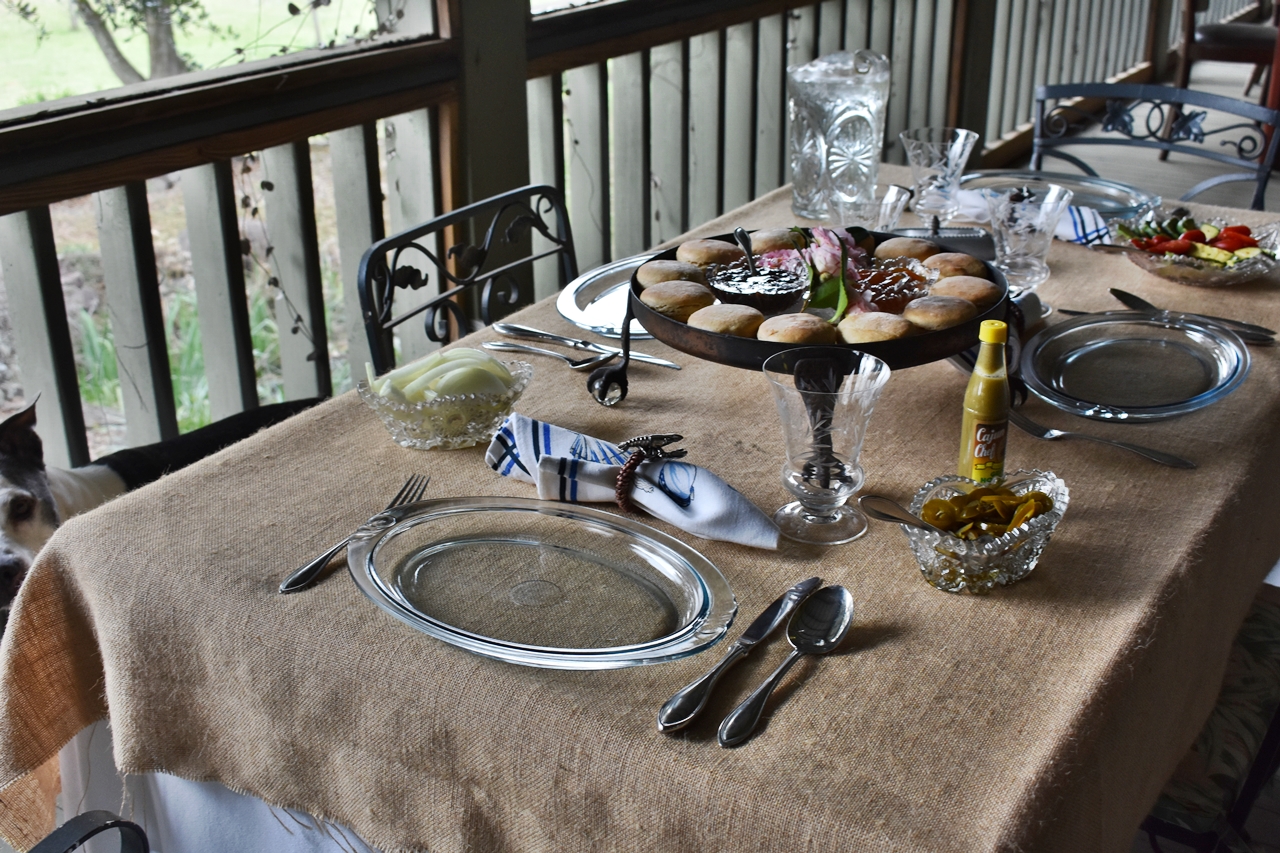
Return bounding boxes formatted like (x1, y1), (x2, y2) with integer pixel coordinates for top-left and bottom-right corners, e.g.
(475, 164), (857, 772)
(723, 22), (755, 212)
(818, 0), (844, 55)
(0, 207), (89, 467)
(755, 14), (786, 197)
(529, 74), (570, 296)
(564, 63), (608, 270)
(651, 41), (685, 244)
(262, 141), (331, 400)
(330, 123), (385, 373)
(180, 161), (257, 420)
(688, 32), (722, 225)
(94, 182), (178, 445)
(383, 108), (442, 361)
(609, 56), (649, 257)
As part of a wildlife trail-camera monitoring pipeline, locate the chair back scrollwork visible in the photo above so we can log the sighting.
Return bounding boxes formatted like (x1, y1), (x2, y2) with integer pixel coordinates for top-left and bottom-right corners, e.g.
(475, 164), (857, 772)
(358, 185), (578, 373)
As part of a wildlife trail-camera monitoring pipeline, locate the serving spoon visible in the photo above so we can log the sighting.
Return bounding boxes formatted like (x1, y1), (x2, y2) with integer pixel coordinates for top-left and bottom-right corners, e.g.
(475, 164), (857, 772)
(482, 341), (618, 371)
(858, 495), (935, 531)
(718, 585), (855, 747)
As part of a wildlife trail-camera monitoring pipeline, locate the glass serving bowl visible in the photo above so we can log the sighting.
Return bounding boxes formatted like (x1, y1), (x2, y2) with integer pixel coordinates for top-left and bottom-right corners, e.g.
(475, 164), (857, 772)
(357, 361), (533, 450)
(1109, 211), (1280, 288)
(904, 469), (1069, 594)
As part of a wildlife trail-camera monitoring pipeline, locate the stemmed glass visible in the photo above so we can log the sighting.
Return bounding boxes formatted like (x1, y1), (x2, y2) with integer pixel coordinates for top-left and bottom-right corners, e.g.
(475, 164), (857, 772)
(763, 347), (891, 545)
(899, 127), (979, 224)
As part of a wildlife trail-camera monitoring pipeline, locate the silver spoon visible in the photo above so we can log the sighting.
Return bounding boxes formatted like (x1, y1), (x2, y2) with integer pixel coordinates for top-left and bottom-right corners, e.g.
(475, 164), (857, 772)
(482, 341), (618, 371)
(858, 495), (935, 531)
(734, 226), (758, 274)
(718, 585), (855, 747)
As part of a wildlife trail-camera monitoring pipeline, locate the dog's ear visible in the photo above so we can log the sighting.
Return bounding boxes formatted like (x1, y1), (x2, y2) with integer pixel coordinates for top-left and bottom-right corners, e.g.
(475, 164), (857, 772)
(0, 398), (44, 466)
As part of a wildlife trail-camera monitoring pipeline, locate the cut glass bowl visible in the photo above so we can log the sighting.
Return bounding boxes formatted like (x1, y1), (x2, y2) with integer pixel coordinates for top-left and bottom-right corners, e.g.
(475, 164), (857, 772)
(904, 469), (1069, 594)
(357, 361), (533, 450)
(1109, 211), (1280, 288)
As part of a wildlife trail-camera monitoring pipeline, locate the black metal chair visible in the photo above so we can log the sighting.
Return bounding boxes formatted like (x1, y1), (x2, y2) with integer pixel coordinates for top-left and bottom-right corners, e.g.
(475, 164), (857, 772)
(357, 184), (578, 374)
(30, 810), (148, 853)
(1031, 83), (1280, 211)
(1174, 0), (1279, 102)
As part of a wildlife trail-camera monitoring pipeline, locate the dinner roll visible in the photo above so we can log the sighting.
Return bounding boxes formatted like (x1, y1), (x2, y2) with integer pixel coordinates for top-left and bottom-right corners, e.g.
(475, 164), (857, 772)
(928, 275), (1002, 309)
(639, 280), (715, 322)
(636, 259), (707, 288)
(901, 295), (978, 331)
(688, 303), (766, 338)
(750, 229), (804, 254)
(873, 237), (941, 262)
(757, 312), (838, 345)
(837, 311), (918, 344)
(676, 239), (747, 268)
(923, 252), (987, 279)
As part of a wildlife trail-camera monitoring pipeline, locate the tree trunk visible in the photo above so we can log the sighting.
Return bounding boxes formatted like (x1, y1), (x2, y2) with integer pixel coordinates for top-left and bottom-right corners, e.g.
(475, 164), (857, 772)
(146, 5), (190, 78)
(72, 0), (143, 85)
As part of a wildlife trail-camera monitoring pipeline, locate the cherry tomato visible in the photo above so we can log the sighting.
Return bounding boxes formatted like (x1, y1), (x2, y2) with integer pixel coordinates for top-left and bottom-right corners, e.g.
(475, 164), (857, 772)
(1222, 225), (1253, 237)
(1212, 235), (1248, 252)
(1147, 240), (1172, 254)
(1180, 229), (1206, 244)
(1162, 240), (1193, 255)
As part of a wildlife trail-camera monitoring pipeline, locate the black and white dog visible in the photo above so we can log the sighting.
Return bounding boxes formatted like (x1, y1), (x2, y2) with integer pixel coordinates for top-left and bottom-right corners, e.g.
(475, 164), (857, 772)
(0, 397), (319, 629)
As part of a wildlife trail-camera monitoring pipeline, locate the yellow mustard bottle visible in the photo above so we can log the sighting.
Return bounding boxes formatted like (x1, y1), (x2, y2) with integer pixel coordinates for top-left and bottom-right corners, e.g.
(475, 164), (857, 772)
(958, 319), (1010, 483)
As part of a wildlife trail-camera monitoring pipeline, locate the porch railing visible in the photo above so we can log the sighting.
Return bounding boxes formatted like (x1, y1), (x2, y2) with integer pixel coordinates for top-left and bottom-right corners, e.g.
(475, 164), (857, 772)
(0, 0), (1251, 468)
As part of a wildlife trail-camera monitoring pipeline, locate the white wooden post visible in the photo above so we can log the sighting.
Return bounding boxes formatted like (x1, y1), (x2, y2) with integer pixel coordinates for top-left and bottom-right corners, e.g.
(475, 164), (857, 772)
(329, 123), (384, 373)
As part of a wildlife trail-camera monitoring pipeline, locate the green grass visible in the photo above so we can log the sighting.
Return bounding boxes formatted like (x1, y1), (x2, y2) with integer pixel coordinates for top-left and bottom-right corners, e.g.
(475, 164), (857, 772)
(1, 0), (378, 111)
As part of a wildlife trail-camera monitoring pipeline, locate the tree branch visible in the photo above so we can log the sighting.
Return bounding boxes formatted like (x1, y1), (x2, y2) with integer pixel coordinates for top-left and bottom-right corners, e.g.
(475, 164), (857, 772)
(72, 0), (143, 85)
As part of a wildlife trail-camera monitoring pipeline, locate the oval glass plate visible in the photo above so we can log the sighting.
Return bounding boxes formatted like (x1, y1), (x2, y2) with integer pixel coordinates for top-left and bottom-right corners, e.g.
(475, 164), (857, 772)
(347, 497), (736, 669)
(960, 170), (1160, 221)
(1020, 312), (1250, 421)
(556, 254), (654, 339)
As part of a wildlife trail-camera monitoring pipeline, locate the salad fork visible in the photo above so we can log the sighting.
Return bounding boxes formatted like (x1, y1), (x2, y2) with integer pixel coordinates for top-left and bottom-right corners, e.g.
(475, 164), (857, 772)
(1008, 409), (1195, 469)
(279, 474), (430, 594)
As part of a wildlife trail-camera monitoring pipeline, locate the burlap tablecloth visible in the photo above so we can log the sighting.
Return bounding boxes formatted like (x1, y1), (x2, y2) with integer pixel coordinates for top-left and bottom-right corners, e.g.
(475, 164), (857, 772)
(3, 172), (1280, 853)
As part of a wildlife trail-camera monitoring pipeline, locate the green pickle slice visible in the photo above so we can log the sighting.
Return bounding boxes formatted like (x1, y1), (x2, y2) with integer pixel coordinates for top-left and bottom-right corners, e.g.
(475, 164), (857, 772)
(922, 486), (1053, 541)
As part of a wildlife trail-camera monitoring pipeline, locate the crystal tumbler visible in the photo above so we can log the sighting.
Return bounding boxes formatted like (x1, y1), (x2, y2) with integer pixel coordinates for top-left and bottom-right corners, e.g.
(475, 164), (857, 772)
(763, 347), (891, 545)
(899, 127), (979, 224)
(788, 50), (891, 220)
(982, 184), (1073, 295)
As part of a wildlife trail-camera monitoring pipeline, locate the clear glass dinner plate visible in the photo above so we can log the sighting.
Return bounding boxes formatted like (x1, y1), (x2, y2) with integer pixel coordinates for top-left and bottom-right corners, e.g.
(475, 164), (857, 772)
(347, 497), (736, 669)
(1020, 312), (1250, 421)
(556, 254), (654, 339)
(960, 170), (1160, 221)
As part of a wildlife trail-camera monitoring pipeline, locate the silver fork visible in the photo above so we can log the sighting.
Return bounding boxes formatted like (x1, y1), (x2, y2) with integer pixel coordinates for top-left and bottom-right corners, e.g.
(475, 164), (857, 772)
(1008, 409), (1196, 469)
(279, 474), (430, 594)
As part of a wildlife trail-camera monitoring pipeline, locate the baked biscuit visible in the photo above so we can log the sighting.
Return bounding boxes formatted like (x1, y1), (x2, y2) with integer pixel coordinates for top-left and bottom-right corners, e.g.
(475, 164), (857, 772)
(688, 303), (766, 338)
(639, 280), (715, 322)
(750, 229), (804, 254)
(922, 252), (987, 279)
(676, 239), (747, 267)
(928, 275), (1002, 309)
(873, 237), (941, 262)
(901, 295), (978, 331)
(757, 312), (838, 344)
(636, 259), (707, 288)
(837, 311), (918, 344)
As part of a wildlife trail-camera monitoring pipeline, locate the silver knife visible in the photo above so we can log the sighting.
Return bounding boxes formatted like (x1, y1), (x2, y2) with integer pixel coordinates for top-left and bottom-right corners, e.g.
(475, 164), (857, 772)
(493, 323), (681, 369)
(1109, 288), (1277, 339)
(656, 576), (822, 733)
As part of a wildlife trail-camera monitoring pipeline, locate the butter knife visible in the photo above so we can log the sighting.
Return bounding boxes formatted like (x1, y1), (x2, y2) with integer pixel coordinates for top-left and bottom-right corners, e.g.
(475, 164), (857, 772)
(657, 576), (822, 733)
(1109, 288), (1277, 338)
(493, 323), (681, 369)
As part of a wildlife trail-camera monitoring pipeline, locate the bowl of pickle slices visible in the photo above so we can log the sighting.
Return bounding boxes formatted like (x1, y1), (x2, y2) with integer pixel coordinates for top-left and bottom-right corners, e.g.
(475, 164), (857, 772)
(1112, 208), (1280, 287)
(903, 469), (1069, 594)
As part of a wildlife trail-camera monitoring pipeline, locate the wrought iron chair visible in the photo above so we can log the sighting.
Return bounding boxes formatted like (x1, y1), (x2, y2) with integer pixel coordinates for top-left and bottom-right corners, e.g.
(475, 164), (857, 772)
(357, 184), (578, 374)
(1142, 584), (1280, 853)
(30, 810), (148, 853)
(1031, 83), (1280, 211)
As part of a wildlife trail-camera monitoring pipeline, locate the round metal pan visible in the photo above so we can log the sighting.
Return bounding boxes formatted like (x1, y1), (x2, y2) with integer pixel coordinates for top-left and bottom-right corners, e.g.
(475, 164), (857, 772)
(629, 230), (1009, 371)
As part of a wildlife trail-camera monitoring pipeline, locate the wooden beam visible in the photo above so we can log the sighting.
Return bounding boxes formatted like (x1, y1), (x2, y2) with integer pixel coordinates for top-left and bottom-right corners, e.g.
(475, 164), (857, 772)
(94, 182), (179, 445)
(528, 0), (799, 78)
(180, 161), (258, 419)
(0, 82), (456, 219)
(262, 141), (331, 400)
(0, 207), (90, 467)
(947, 0), (997, 158)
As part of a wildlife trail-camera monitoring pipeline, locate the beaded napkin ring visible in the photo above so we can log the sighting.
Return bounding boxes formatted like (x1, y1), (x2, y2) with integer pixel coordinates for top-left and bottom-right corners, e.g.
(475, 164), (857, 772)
(615, 434), (687, 512)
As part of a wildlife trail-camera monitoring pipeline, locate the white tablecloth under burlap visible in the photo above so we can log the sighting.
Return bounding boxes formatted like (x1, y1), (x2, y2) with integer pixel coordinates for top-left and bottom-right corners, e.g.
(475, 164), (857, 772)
(3, 174), (1280, 853)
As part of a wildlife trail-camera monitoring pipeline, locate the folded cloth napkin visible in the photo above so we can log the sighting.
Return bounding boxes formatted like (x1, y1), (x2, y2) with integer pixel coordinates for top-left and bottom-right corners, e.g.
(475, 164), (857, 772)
(485, 413), (780, 550)
(954, 189), (1111, 245)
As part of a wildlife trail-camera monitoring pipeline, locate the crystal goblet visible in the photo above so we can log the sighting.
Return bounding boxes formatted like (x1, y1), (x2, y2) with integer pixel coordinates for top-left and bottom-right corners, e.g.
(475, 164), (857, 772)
(763, 347), (891, 545)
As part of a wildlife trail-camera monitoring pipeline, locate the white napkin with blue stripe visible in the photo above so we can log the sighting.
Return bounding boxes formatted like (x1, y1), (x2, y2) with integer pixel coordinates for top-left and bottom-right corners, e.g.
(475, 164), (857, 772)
(954, 189), (1111, 244)
(485, 413), (780, 550)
